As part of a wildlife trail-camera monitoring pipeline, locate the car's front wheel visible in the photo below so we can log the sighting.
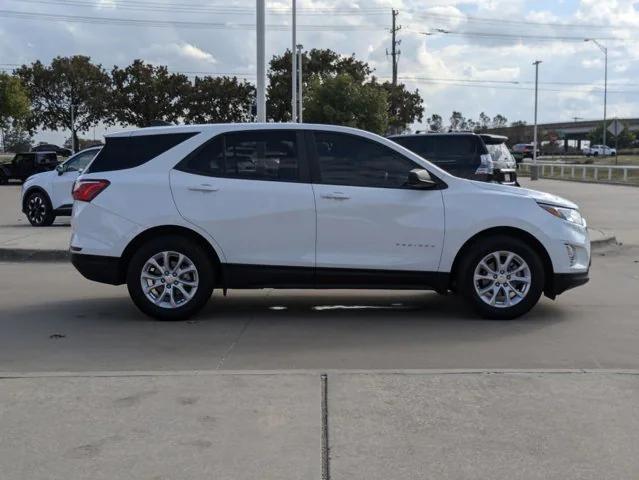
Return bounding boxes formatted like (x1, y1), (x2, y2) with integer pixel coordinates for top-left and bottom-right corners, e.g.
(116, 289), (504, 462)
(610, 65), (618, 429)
(458, 236), (545, 319)
(126, 235), (215, 320)
(25, 191), (55, 226)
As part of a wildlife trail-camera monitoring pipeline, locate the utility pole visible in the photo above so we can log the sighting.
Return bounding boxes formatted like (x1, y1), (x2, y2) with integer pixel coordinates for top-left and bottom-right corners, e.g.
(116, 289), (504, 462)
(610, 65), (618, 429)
(256, 0), (266, 122)
(291, 0), (297, 123)
(386, 9), (401, 133)
(531, 60), (542, 181)
(70, 104), (76, 153)
(585, 39), (608, 148)
(387, 9), (401, 86)
(297, 44), (303, 123)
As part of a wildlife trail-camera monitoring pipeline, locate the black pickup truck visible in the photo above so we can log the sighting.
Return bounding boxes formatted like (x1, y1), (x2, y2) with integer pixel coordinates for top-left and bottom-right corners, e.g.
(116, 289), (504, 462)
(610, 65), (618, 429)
(0, 152), (59, 184)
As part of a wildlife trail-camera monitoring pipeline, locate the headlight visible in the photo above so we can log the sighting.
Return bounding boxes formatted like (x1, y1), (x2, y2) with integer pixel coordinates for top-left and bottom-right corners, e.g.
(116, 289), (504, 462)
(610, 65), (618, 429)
(538, 203), (586, 226)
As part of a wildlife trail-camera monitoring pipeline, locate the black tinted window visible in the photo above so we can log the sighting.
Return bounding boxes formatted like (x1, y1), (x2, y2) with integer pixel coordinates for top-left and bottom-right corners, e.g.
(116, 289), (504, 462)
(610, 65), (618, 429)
(86, 132), (197, 173)
(315, 132), (417, 188)
(393, 136), (435, 157)
(179, 136), (224, 176)
(224, 131), (299, 182)
(434, 136), (476, 156)
(177, 131), (300, 182)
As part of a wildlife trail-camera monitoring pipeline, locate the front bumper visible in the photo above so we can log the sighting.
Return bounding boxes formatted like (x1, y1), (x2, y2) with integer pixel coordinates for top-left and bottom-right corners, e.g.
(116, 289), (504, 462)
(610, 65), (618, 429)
(549, 270), (589, 296)
(71, 253), (123, 285)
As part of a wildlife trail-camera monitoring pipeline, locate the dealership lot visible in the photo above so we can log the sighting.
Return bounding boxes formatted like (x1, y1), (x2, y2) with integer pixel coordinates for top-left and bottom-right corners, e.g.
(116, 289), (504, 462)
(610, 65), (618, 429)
(1, 178), (638, 479)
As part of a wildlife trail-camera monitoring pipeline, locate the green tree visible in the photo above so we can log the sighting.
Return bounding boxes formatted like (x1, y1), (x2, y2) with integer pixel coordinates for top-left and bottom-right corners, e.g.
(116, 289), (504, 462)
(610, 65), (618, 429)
(110, 60), (190, 127)
(63, 136), (103, 150)
(449, 111), (465, 131)
(2, 125), (32, 152)
(15, 56), (111, 151)
(426, 114), (443, 132)
(267, 48), (371, 122)
(492, 114), (508, 128)
(183, 76), (255, 124)
(380, 81), (424, 134)
(304, 74), (388, 134)
(588, 123), (635, 149)
(478, 112), (491, 131)
(0, 73), (30, 131)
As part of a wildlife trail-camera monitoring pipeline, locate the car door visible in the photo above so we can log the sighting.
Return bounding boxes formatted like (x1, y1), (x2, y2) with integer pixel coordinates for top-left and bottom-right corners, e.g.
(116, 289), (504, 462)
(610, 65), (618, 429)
(51, 150), (97, 209)
(171, 129), (316, 279)
(310, 130), (445, 276)
(15, 154), (35, 179)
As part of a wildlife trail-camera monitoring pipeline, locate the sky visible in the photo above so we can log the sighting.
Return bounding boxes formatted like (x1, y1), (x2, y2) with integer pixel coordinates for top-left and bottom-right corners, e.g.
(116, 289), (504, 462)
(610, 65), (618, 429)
(1, 0), (638, 144)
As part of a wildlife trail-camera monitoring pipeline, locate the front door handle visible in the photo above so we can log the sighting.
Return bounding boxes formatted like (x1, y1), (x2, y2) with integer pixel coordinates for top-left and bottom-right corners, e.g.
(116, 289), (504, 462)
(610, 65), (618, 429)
(188, 184), (219, 193)
(321, 192), (351, 200)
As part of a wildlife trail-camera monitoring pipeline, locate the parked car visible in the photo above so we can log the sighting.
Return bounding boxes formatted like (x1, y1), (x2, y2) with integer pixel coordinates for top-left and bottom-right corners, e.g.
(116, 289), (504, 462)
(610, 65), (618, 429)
(21, 147), (100, 226)
(32, 144), (73, 157)
(584, 145), (616, 157)
(70, 124), (590, 321)
(388, 132), (518, 185)
(0, 152), (59, 185)
(511, 143), (538, 162)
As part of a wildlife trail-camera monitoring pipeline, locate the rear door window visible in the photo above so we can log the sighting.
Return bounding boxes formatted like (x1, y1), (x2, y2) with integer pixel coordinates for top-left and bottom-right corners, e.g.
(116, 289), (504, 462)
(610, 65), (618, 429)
(85, 132), (198, 173)
(176, 130), (303, 183)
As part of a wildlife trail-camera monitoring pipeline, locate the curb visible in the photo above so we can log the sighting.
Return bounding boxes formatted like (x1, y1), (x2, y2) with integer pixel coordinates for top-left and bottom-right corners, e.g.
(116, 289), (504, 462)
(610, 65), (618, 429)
(0, 229), (617, 263)
(588, 228), (618, 250)
(0, 247), (69, 262)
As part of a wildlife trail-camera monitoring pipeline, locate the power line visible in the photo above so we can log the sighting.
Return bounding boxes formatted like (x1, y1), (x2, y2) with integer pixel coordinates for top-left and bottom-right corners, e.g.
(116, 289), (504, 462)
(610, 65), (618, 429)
(415, 29), (624, 43)
(10, 0), (391, 15)
(0, 9), (388, 30)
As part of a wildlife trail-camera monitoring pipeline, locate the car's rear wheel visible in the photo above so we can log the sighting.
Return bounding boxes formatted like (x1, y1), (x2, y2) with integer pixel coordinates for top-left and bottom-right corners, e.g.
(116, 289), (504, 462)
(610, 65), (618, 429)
(458, 236), (544, 319)
(25, 191), (55, 226)
(126, 236), (215, 321)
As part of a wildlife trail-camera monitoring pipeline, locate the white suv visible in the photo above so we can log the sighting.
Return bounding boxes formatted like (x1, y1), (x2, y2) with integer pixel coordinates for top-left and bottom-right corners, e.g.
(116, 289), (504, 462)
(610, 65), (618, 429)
(70, 124), (590, 320)
(21, 147), (100, 226)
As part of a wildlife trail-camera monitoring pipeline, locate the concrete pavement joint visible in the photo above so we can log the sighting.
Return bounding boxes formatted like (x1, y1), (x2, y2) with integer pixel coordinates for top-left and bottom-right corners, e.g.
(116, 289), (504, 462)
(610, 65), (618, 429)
(321, 373), (330, 480)
(3, 368), (639, 379)
(215, 318), (252, 370)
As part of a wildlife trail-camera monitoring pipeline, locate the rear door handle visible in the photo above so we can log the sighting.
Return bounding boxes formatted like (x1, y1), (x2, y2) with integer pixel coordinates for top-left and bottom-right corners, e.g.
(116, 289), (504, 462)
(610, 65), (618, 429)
(188, 184), (219, 193)
(321, 192), (351, 200)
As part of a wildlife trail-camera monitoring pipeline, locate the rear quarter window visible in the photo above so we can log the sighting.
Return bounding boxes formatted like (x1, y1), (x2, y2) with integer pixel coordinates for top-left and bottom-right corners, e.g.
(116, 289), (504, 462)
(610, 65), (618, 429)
(392, 136), (435, 158)
(85, 132), (198, 173)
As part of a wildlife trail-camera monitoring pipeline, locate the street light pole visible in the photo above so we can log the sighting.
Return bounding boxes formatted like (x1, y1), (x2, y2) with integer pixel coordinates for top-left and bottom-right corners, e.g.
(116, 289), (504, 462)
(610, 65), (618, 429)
(256, 0), (266, 122)
(585, 39), (608, 148)
(291, 0), (297, 123)
(531, 60), (542, 181)
(297, 44), (303, 123)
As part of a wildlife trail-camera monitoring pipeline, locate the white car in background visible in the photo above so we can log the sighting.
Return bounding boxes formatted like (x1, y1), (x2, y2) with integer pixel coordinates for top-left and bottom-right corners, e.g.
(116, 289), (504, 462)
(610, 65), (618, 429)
(584, 145), (616, 157)
(21, 146), (101, 226)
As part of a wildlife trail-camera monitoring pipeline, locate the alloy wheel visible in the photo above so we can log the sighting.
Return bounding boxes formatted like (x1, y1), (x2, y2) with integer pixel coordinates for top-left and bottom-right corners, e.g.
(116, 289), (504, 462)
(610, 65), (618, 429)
(27, 194), (47, 225)
(140, 251), (199, 309)
(473, 250), (531, 308)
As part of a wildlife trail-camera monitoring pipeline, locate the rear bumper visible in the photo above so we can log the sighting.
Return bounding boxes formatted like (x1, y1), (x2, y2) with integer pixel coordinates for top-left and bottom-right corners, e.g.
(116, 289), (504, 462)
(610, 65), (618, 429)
(550, 271), (589, 296)
(71, 253), (123, 285)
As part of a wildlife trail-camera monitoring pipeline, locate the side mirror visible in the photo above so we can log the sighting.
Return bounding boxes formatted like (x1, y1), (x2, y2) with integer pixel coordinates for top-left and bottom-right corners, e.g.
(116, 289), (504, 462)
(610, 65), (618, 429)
(56, 164), (64, 175)
(407, 168), (437, 189)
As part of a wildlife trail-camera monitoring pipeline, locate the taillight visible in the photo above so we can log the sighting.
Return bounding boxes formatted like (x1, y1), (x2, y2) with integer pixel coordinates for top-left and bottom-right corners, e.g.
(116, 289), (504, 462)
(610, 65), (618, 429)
(72, 179), (110, 202)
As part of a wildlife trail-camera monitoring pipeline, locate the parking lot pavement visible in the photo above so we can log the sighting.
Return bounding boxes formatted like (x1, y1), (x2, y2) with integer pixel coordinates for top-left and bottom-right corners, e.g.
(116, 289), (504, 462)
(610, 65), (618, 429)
(0, 185), (69, 255)
(1, 243), (638, 372)
(329, 371), (639, 480)
(1, 370), (637, 480)
(0, 373), (321, 480)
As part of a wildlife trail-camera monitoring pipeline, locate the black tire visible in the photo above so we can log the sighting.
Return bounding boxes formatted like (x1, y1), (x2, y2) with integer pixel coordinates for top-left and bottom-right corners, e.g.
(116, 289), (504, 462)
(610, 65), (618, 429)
(0, 173), (7, 185)
(25, 191), (55, 226)
(126, 235), (215, 321)
(593, 152), (599, 156)
(458, 235), (545, 320)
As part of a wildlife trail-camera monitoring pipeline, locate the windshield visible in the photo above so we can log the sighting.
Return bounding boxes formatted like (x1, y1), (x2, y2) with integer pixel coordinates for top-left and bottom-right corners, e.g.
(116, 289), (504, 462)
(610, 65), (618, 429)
(486, 143), (515, 164)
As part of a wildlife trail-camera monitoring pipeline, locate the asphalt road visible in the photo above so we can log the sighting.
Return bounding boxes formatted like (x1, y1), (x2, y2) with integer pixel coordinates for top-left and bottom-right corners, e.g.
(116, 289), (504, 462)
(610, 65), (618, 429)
(1, 242), (637, 372)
